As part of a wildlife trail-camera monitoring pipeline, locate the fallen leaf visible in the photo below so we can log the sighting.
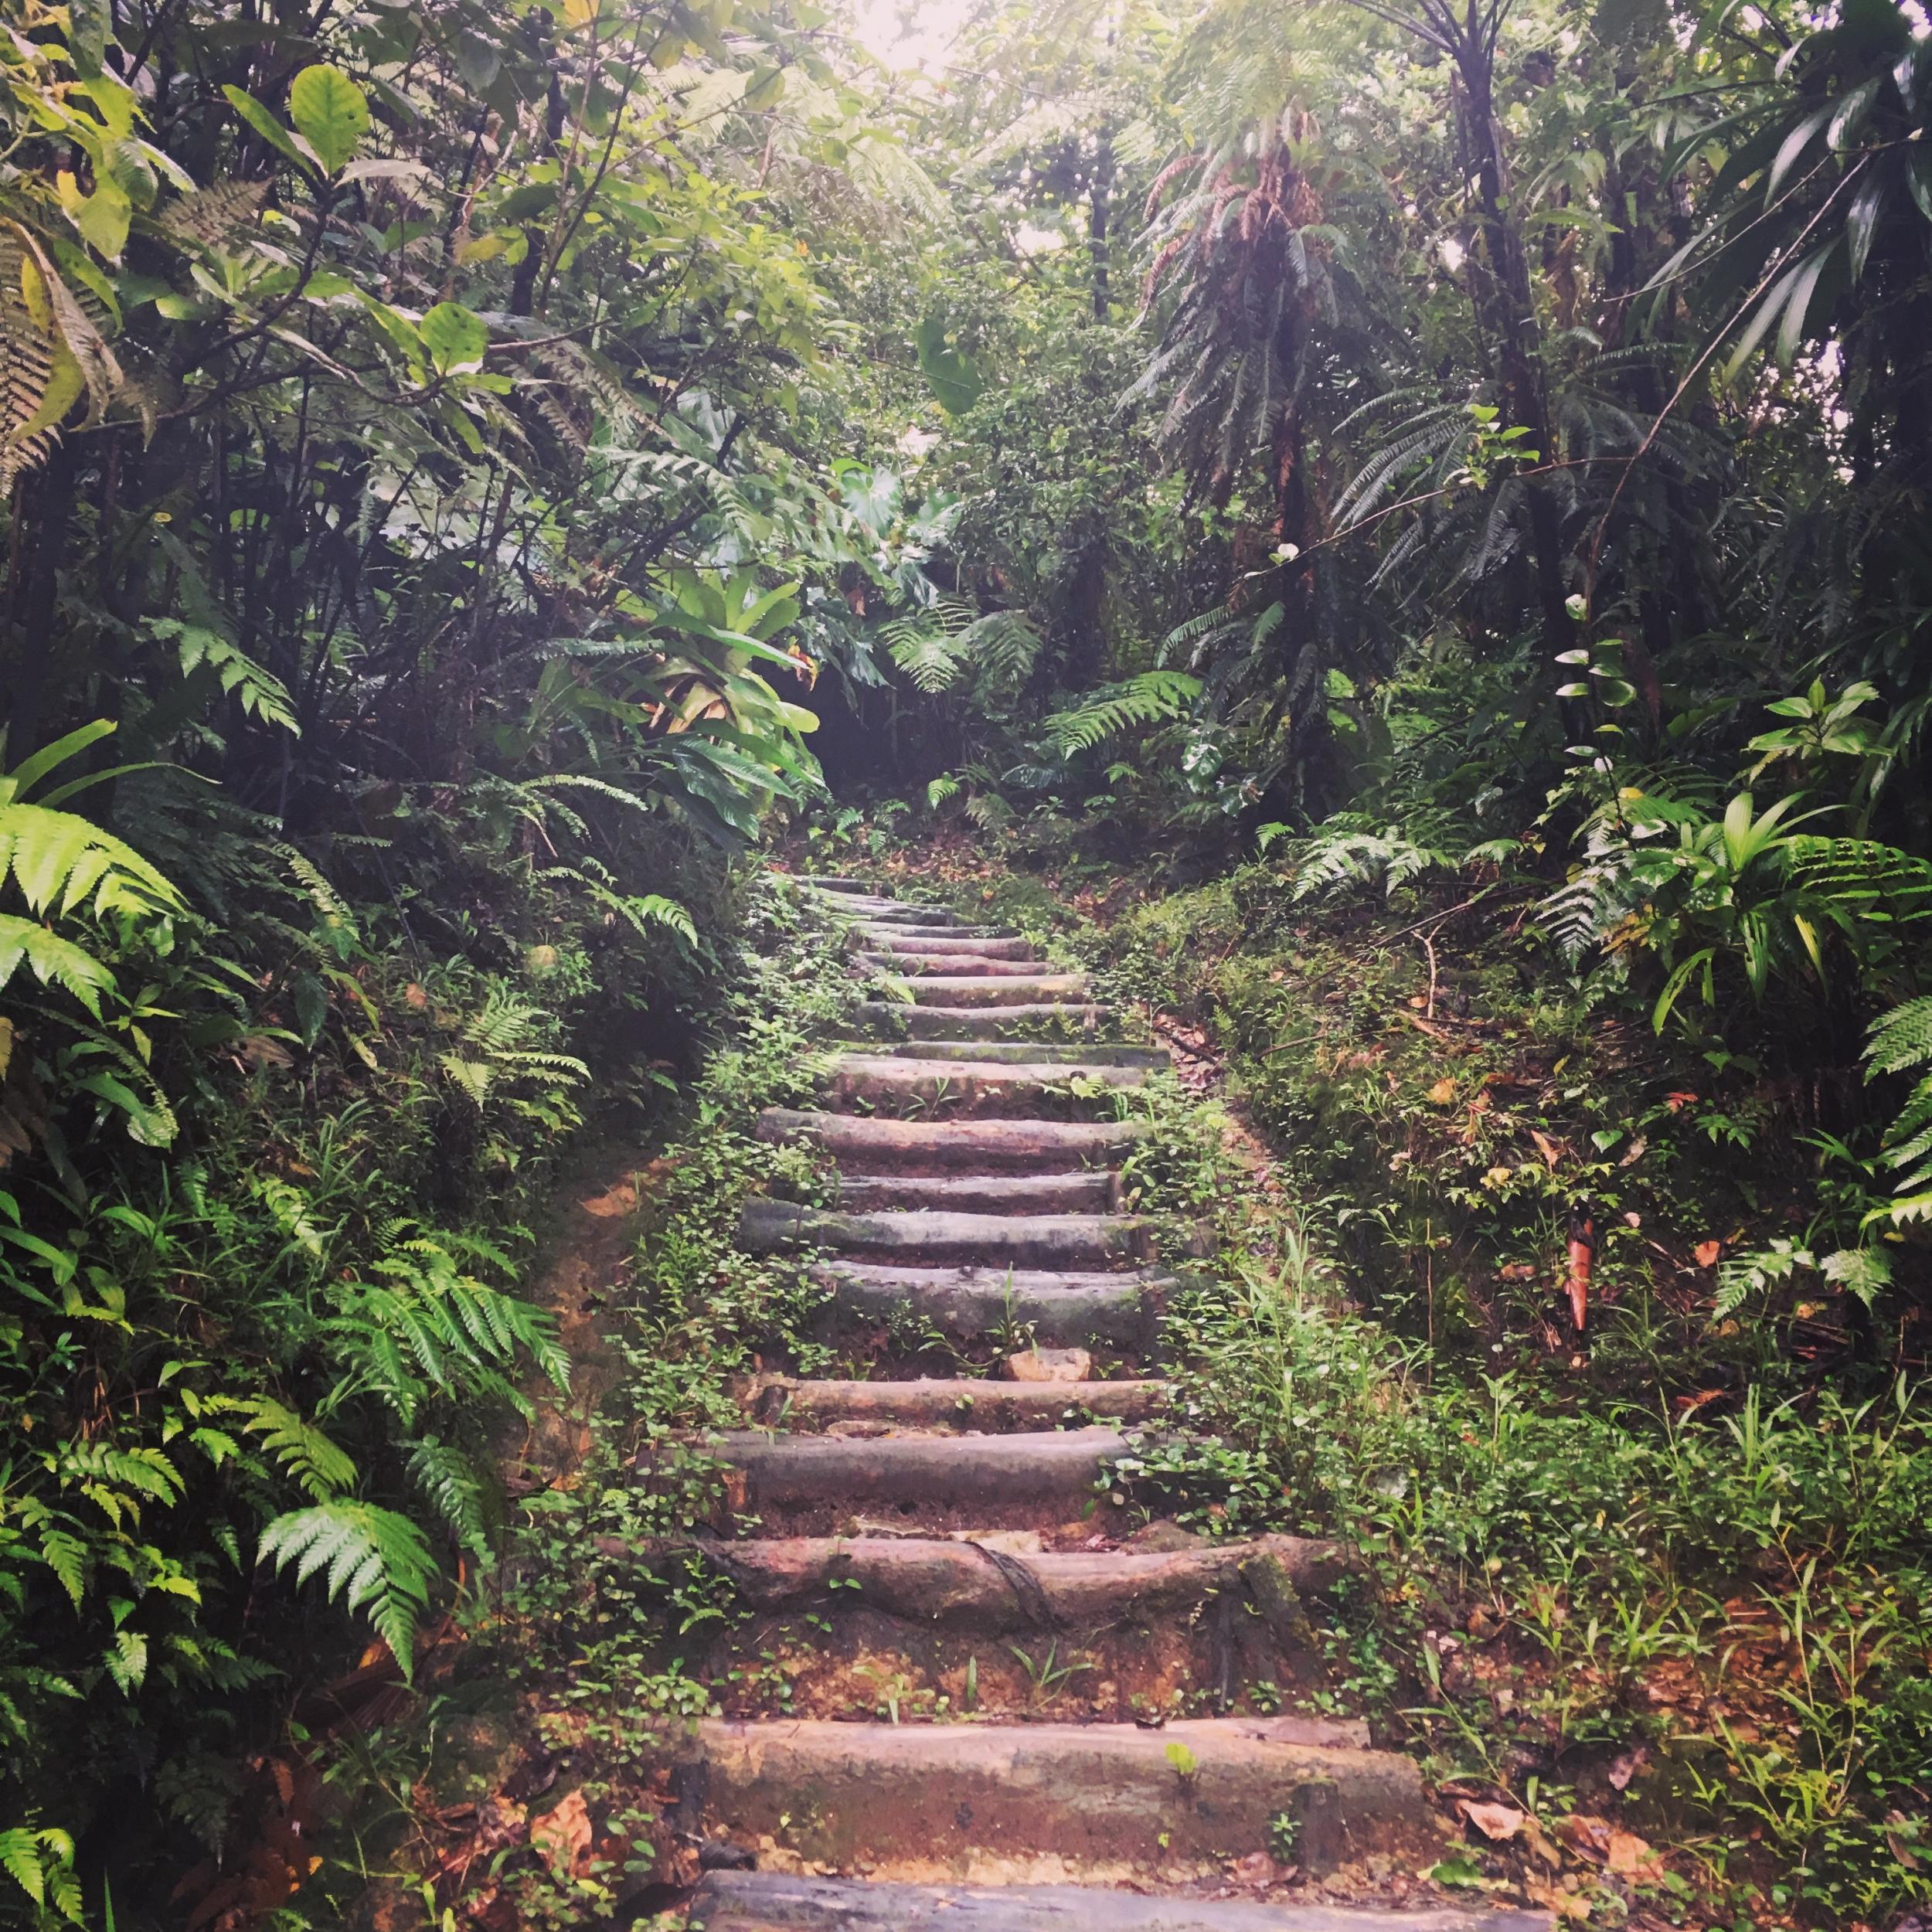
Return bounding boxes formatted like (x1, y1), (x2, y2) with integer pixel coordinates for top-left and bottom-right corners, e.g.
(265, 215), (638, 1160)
(1607, 1747), (1648, 1791)
(1554, 1813), (1611, 1862)
(531, 1789), (593, 1876)
(1427, 1077), (1458, 1105)
(1459, 1799), (1526, 1842)
(1530, 1129), (1565, 1168)
(1607, 1828), (1663, 1880)
(1694, 1240), (1721, 1267)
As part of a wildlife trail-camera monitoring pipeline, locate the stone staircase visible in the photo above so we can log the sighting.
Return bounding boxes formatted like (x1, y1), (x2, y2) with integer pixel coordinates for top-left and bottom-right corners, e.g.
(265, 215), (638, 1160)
(671, 877), (1549, 1931)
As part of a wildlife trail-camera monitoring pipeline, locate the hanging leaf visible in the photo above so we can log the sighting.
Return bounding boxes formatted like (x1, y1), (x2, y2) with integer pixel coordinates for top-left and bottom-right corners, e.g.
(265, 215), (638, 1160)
(915, 315), (984, 416)
(288, 65), (370, 175)
(419, 301), (487, 375)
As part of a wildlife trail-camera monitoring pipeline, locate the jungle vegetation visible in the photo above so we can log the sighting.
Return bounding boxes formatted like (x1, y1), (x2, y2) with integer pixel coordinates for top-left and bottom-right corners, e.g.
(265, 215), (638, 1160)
(2, 0), (1930, 1919)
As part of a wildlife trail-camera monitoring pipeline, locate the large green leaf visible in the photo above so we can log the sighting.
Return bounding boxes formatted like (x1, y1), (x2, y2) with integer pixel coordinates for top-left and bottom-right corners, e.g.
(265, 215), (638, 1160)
(288, 64), (369, 175)
(915, 315), (985, 416)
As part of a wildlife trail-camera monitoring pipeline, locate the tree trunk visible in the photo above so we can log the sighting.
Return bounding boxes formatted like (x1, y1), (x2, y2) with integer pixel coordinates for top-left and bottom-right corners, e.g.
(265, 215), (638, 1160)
(1089, 122), (1113, 322)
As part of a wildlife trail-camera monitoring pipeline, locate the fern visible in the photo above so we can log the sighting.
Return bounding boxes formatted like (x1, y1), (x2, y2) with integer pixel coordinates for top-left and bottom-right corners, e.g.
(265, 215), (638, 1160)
(0, 1825), (83, 1922)
(233, 1398), (357, 1502)
(257, 1502), (436, 1675)
(146, 619), (301, 733)
(1864, 995), (1932, 1222)
(1043, 672), (1202, 755)
(407, 1439), (488, 1553)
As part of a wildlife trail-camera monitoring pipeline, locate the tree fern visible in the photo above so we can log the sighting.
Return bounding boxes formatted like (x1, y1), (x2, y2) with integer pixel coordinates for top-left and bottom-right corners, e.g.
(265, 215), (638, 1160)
(257, 1502), (436, 1675)
(407, 1439), (488, 1554)
(145, 619), (300, 734)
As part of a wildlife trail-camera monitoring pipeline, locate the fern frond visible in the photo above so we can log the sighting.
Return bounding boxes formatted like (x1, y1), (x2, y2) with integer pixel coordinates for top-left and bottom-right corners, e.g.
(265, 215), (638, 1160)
(257, 1502), (435, 1676)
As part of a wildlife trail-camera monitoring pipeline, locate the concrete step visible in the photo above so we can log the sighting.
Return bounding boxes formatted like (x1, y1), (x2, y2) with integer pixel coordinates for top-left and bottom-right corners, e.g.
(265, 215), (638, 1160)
(741, 1200), (1151, 1269)
(845, 1040), (1164, 1068)
(833, 1172), (1115, 1215)
(759, 1108), (1148, 1174)
(821, 1053), (1144, 1116)
(695, 1425), (1129, 1515)
(812, 1261), (1165, 1351)
(862, 951), (1054, 978)
(865, 932), (1035, 957)
(743, 1375), (1170, 1430)
(651, 1529), (1341, 1630)
(668, 1716), (1440, 1880)
(691, 1874), (1546, 1931)
(855, 1002), (1116, 1039)
(896, 975), (1091, 1008)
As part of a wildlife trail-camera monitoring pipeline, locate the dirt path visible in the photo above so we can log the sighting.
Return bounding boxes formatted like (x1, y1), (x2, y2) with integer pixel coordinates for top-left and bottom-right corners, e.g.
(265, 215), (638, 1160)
(665, 878), (1551, 1930)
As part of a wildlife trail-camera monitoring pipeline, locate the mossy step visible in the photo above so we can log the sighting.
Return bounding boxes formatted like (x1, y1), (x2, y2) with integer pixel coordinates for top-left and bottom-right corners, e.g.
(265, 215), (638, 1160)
(811, 1260), (1167, 1350)
(838, 1040), (1163, 1068)
(667, 1716), (1440, 1880)
(861, 951), (1053, 977)
(832, 1172), (1115, 1215)
(854, 1002), (1117, 1039)
(758, 1108), (1147, 1173)
(740, 1199), (1151, 1269)
(894, 975), (1091, 1008)
(821, 1052), (1144, 1116)
(692, 1874), (1548, 1931)
(862, 930), (1033, 956)
(741, 1374), (1168, 1430)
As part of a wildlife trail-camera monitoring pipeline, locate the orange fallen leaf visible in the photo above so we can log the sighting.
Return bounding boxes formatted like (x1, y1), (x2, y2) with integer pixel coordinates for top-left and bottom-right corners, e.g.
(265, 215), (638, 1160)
(1459, 1799), (1526, 1841)
(531, 1789), (593, 1877)
(1427, 1077), (1457, 1104)
(1607, 1828), (1663, 1879)
(1694, 1240), (1721, 1267)
(1529, 1128), (1564, 1168)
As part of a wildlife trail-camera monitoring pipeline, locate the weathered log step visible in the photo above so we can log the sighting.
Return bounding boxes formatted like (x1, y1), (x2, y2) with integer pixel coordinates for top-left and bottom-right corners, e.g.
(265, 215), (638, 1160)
(742, 1200), (1151, 1268)
(693, 1425), (1128, 1512)
(860, 922), (1019, 940)
(822, 1053), (1144, 1116)
(861, 951), (1054, 978)
(691, 1874), (1548, 1932)
(743, 1375), (1168, 1430)
(668, 1716), (1440, 1879)
(813, 1262), (1165, 1350)
(897, 975), (1091, 1008)
(809, 893), (957, 924)
(644, 1531), (1342, 1628)
(855, 1002), (1115, 1039)
(796, 876), (872, 893)
(832, 1172), (1114, 1215)
(866, 923), (1036, 947)
(848, 1040), (1165, 1068)
(759, 1109), (1147, 1174)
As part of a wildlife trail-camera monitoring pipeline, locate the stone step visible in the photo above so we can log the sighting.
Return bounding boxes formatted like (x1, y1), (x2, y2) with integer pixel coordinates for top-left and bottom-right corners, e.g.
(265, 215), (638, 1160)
(691, 1874), (1546, 1931)
(833, 1172), (1115, 1215)
(667, 1716), (1440, 1880)
(759, 1109), (1148, 1174)
(844, 1040), (1164, 1068)
(896, 975), (1091, 1008)
(866, 923), (1043, 947)
(743, 1375), (1169, 1430)
(861, 923), (1019, 941)
(741, 1200), (1151, 1269)
(648, 1530), (1341, 1630)
(796, 876), (872, 893)
(812, 1261), (1165, 1351)
(695, 1425), (1129, 1514)
(862, 951), (1053, 978)
(821, 1053), (1145, 1116)
(811, 893), (957, 924)
(855, 1002), (1116, 1039)
(708, 1872), (1544, 1932)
